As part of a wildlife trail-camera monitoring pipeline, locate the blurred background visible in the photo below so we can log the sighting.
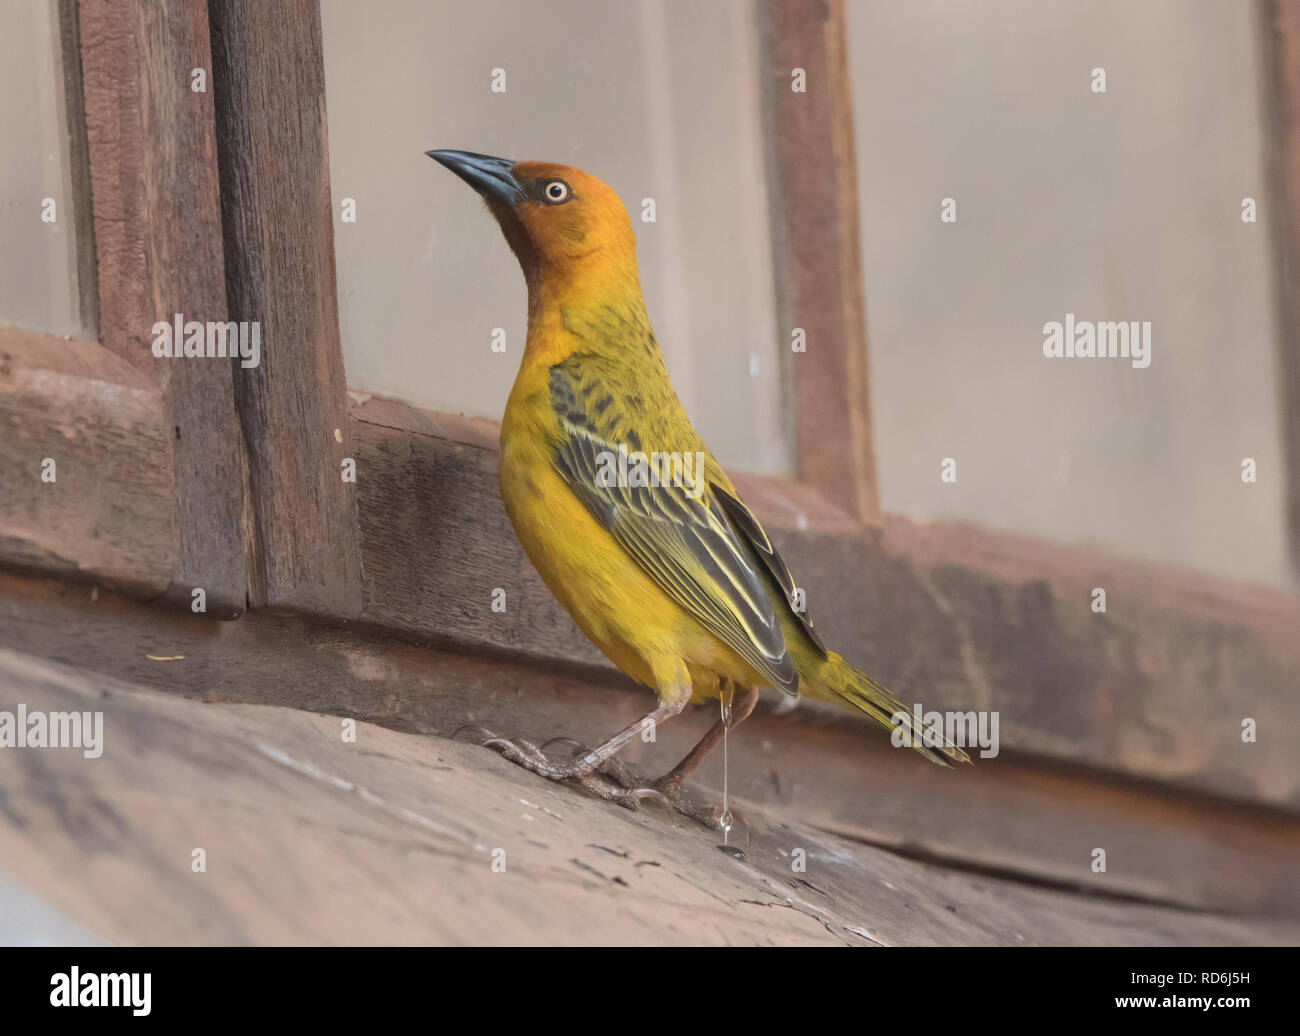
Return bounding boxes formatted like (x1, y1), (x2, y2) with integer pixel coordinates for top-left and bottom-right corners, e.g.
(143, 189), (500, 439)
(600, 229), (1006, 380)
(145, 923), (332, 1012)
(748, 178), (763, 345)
(319, 0), (1291, 588)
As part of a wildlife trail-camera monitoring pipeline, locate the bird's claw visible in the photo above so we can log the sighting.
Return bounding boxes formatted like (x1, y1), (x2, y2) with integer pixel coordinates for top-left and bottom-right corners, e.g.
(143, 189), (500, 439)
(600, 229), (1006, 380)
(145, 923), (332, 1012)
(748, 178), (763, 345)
(456, 727), (588, 777)
(572, 772), (669, 811)
(471, 732), (663, 809)
(452, 723), (498, 743)
(543, 737), (643, 788)
(481, 735), (598, 779)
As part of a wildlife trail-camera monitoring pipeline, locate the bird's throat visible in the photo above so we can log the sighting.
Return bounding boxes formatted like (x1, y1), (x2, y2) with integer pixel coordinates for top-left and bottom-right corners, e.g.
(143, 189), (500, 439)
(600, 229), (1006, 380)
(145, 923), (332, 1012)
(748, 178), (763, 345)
(522, 258), (652, 368)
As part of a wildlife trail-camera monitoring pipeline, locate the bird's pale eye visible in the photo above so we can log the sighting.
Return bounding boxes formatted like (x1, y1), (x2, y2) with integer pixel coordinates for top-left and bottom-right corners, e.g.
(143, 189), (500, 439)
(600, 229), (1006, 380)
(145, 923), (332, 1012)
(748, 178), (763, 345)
(542, 179), (571, 204)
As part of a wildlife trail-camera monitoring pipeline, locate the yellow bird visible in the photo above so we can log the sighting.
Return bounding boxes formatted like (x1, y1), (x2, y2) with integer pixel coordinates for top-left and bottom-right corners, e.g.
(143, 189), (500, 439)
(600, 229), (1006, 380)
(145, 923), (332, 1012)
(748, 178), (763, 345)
(428, 150), (968, 826)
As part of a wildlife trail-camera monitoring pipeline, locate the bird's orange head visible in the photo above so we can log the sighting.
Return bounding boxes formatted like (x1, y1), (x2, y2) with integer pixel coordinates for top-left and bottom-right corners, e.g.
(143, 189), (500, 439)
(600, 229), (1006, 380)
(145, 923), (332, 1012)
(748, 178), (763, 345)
(427, 150), (637, 288)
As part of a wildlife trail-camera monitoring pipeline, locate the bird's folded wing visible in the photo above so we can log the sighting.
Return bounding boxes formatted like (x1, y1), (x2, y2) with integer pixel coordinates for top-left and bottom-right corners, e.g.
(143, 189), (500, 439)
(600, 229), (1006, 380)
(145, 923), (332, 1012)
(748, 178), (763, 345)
(548, 362), (798, 695)
(708, 482), (828, 656)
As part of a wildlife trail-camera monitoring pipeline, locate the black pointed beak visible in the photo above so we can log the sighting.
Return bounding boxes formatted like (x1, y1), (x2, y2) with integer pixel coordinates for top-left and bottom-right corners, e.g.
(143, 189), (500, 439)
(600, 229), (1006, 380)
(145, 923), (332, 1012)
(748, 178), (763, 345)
(426, 149), (523, 206)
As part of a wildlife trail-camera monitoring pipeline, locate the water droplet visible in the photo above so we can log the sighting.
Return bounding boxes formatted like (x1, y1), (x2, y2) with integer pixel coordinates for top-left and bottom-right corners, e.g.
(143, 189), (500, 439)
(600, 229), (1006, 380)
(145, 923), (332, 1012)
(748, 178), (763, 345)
(720, 682), (734, 845)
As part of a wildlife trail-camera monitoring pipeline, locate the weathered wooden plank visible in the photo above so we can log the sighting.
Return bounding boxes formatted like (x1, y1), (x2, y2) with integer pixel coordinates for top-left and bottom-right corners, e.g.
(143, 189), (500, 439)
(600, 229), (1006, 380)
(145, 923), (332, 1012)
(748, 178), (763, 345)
(0, 330), (174, 597)
(6, 646), (1294, 943)
(78, 0), (246, 616)
(762, 0), (879, 526)
(1, 569), (1297, 918)
(207, 0), (362, 616)
(351, 406), (603, 668)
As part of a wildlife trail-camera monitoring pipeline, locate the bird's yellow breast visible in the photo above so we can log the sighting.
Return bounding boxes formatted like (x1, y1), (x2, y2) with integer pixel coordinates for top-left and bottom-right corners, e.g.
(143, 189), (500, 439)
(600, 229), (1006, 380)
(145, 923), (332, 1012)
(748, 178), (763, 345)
(499, 370), (754, 703)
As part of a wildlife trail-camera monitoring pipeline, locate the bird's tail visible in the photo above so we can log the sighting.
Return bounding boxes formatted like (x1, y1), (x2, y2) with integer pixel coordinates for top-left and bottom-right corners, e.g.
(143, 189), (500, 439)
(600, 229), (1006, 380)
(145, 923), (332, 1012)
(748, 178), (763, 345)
(800, 651), (971, 767)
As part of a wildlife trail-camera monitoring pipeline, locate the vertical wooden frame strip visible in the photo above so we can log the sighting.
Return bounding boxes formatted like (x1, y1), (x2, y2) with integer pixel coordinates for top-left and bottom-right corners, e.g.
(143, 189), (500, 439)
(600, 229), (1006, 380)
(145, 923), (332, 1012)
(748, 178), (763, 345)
(763, 0), (880, 527)
(208, 0), (362, 616)
(79, 0), (247, 617)
(1263, 0), (1300, 579)
(56, 0), (99, 335)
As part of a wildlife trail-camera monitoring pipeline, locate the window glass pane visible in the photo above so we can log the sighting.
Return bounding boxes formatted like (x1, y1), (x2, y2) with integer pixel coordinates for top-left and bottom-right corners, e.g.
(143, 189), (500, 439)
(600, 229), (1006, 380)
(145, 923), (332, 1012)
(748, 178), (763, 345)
(322, 0), (794, 476)
(850, 0), (1290, 588)
(0, 0), (91, 338)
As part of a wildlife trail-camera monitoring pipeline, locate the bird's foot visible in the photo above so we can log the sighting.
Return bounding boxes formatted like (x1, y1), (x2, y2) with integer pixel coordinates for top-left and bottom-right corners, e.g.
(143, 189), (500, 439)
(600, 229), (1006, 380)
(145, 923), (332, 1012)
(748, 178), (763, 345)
(649, 773), (749, 841)
(549, 737), (748, 837)
(541, 736), (642, 787)
(452, 727), (746, 838)
(453, 725), (592, 777)
(484, 734), (598, 779)
(569, 771), (668, 811)
(538, 737), (669, 810)
(453, 727), (663, 809)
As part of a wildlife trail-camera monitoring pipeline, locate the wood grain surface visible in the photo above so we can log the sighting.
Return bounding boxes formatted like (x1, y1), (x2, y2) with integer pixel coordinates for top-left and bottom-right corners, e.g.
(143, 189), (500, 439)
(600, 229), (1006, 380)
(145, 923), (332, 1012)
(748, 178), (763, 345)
(1, 646), (1294, 944)
(80, 0), (248, 616)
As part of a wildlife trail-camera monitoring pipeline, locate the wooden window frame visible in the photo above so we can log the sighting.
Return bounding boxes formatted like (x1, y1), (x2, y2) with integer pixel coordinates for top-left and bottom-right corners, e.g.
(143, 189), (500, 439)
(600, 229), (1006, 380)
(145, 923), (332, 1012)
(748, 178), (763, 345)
(2, 0), (244, 616)
(2, 0), (1299, 913)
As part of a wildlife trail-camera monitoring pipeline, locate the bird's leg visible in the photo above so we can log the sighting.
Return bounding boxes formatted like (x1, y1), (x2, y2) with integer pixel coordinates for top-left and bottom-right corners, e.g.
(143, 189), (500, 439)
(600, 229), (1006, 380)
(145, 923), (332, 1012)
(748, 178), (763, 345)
(475, 697), (689, 782)
(539, 683), (761, 797)
(650, 683), (760, 831)
(541, 736), (642, 788)
(457, 674), (760, 829)
(656, 683), (759, 791)
(455, 729), (665, 809)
